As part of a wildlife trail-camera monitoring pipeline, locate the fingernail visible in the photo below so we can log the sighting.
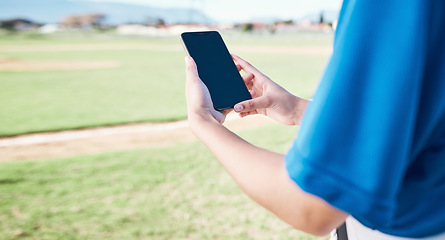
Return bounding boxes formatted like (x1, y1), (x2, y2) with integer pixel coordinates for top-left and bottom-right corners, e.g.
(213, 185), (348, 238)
(234, 104), (243, 112)
(185, 56), (189, 63)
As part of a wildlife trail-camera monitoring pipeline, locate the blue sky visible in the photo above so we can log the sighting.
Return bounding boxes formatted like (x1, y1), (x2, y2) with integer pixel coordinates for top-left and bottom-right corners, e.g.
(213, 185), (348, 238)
(86, 0), (343, 22)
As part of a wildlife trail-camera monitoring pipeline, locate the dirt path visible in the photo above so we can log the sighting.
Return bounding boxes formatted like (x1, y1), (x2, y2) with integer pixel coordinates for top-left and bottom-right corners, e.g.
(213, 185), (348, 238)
(0, 114), (275, 162)
(0, 43), (327, 161)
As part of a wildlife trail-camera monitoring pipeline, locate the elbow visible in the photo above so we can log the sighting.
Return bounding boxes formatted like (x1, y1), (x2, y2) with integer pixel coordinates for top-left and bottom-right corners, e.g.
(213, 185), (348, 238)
(288, 215), (338, 237)
(303, 223), (336, 237)
(285, 206), (347, 237)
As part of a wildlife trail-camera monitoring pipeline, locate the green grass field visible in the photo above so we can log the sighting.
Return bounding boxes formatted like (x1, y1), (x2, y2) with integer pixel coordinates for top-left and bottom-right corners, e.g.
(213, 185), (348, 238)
(0, 31), (333, 239)
(0, 123), (328, 240)
(0, 31), (331, 137)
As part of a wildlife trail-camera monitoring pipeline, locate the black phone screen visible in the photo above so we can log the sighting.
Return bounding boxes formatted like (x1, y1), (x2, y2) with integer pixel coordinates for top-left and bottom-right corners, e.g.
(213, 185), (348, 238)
(181, 31), (251, 110)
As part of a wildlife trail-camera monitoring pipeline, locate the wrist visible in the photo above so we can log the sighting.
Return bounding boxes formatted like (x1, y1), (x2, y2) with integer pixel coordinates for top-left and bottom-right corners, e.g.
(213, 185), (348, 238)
(188, 110), (222, 134)
(292, 97), (309, 125)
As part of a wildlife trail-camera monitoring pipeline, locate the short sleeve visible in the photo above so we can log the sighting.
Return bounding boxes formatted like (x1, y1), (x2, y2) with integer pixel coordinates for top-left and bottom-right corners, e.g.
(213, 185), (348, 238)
(285, 0), (429, 230)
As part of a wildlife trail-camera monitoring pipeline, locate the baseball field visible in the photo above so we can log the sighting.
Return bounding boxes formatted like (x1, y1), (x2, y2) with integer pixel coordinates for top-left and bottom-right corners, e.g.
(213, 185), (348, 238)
(0, 30), (332, 239)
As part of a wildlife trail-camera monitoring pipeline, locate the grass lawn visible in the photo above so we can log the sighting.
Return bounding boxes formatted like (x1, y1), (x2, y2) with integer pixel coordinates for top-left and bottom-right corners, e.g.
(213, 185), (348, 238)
(0, 123), (326, 240)
(0, 31), (333, 239)
(0, 31), (331, 137)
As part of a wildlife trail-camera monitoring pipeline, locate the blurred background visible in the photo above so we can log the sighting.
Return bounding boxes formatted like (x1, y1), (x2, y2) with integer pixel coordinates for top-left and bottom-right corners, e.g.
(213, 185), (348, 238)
(0, 0), (341, 239)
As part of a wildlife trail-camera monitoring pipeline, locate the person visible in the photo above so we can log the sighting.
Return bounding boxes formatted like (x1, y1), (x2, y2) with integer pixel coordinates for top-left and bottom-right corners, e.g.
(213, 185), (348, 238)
(184, 0), (445, 239)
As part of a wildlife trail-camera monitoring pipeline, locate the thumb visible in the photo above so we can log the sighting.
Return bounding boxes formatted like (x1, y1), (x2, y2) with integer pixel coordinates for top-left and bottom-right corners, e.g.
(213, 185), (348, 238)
(185, 56), (199, 82)
(234, 96), (271, 112)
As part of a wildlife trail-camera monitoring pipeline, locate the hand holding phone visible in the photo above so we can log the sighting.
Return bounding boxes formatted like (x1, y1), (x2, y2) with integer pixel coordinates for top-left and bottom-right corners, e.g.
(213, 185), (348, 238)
(181, 31), (252, 111)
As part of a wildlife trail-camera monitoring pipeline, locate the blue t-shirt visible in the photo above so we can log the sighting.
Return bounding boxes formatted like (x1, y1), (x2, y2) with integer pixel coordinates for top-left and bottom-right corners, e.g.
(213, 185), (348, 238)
(285, 0), (445, 238)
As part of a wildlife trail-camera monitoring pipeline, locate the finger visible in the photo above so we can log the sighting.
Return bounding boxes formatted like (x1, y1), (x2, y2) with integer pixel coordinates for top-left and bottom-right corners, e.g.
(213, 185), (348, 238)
(185, 56), (200, 83)
(236, 64), (241, 72)
(234, 96), (271, 113)
(239, 112), (248, 118)
(232, 54), (261, 75)
(242, 72), (254, 88)
(239, 110), (258, 118)
(221, 109), (232, 117)
(251, 84), (263, 97)
(250, 90), (259, 98)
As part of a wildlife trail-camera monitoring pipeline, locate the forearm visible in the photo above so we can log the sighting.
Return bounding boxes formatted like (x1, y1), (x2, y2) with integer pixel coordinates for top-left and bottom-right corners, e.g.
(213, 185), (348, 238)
(189, 117), (346, 235)
(185, 55), (345, 235)
(191, 116), (283, 202)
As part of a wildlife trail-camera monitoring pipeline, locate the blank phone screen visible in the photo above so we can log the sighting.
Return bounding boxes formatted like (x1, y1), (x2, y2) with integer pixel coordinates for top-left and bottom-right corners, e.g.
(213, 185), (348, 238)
(181, 31), (251, 110)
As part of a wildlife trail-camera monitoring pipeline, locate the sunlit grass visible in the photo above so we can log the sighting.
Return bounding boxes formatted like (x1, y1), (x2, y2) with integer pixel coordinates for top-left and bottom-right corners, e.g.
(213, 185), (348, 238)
(0, 32), (331, 136)
(0, 123), (327, 240)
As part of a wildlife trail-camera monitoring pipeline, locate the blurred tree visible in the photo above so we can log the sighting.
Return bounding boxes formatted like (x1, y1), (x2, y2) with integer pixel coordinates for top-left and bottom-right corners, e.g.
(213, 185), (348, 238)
(0, 18), (40, 32)
(319, 11), (325, 24)
(156, 18), (166, 27)
(145, 17), (166, 27)
(86, 14), (106, 29)
(241, 23), (254, 32)
(60, 14), (106, 29)
(283, 19), (294, 25)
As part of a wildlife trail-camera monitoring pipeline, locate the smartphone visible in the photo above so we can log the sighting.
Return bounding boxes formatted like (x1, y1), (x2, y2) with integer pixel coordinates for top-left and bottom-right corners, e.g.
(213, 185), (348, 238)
(181, 31), (252, 110)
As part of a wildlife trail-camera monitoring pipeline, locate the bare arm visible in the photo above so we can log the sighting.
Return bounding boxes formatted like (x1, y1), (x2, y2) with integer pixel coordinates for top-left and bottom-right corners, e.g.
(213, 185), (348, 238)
(185, 56), (347, 236)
